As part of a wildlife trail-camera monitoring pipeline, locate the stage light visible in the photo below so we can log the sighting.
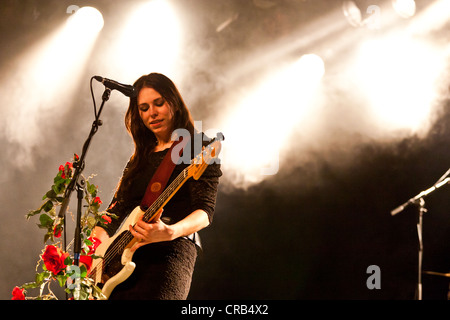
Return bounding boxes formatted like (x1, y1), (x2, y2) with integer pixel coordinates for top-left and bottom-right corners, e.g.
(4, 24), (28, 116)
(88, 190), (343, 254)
(67, 6), (104, 34)
(295, 54), (325, 86)
(352, 34), (442, 133)
(108, 0), (182, 81)
(218, 55), (325, 186)
(392, 0), (416, 18)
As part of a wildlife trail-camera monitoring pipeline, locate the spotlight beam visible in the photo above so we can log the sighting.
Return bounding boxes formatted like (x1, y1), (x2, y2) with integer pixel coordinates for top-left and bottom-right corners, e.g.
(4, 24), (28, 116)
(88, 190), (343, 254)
(0, 6), (104, 167)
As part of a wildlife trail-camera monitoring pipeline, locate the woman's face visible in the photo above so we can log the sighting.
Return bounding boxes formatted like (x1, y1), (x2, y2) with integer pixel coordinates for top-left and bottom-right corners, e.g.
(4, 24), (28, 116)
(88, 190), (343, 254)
(137, 87), (174, 140)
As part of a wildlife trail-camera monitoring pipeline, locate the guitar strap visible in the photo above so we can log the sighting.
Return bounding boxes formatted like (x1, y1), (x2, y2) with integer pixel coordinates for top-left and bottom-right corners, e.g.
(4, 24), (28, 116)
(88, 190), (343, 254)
(140, 136), (189, 211)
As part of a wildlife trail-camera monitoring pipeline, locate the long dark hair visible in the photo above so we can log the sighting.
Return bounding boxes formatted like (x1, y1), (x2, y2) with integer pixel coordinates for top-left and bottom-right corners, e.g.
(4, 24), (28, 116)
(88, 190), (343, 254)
(118, 73), (195, 195)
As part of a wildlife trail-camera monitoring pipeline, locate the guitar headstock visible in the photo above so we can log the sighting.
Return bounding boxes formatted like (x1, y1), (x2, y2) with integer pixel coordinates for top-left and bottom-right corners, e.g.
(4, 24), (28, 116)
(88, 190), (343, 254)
(188, 133), (224, 180)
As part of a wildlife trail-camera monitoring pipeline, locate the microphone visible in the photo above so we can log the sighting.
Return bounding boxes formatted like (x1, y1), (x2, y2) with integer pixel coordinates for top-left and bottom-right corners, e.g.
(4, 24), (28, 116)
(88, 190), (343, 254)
(94, 76), (137, 98)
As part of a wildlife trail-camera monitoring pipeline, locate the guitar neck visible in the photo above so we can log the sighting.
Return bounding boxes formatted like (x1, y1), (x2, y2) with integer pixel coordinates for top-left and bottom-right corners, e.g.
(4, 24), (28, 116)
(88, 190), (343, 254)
(142, 164), (193, 223)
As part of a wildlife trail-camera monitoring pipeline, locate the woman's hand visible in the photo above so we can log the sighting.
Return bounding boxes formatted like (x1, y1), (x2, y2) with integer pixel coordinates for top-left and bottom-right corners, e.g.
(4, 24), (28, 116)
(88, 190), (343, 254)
(128, 209), (210, 253)
(129, 209), (172, 252)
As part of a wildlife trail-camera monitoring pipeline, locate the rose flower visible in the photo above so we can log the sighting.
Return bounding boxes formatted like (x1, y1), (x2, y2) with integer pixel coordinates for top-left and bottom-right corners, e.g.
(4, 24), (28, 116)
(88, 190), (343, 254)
(11, 286), (25, 300)
(42, 245), (69, 275)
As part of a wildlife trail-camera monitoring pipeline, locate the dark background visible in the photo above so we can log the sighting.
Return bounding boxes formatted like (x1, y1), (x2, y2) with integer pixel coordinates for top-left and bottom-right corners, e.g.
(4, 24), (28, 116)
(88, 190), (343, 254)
(1, 0), (449, 300)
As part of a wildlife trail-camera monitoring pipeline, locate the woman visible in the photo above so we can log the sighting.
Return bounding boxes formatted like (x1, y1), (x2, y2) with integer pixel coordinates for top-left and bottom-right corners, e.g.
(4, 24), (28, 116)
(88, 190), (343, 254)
(93, 73), (221, 300)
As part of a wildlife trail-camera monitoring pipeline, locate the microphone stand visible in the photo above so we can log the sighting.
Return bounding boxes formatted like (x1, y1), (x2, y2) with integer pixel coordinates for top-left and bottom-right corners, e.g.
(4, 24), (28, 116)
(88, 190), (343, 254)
(57, 87), (111, 299)
(390, 170), (450, 300)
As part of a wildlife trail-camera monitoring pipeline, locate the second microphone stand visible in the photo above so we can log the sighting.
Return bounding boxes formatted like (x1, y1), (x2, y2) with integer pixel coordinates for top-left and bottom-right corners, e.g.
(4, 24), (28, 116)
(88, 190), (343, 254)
(391, 169), (450, 300)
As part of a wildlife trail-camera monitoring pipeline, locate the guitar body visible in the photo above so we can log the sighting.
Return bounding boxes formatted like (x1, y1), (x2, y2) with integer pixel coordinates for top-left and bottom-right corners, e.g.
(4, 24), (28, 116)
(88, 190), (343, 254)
(92, 206), (145, 299)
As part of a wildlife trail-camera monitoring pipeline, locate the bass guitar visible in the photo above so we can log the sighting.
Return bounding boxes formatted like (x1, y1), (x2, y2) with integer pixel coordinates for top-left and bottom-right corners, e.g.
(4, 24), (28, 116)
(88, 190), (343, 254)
(89, 134), (223, 299)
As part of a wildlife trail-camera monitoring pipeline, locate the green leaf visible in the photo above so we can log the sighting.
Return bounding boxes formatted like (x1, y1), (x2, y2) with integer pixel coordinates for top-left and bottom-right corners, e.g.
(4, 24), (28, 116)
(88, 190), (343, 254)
(53, 184), (65, 195)
(108, 213), (119, 220)
(79, 290), (89, 300)
(53, 175), (68, 193)
(43, 232), (52, 243)
(87, 216), (96, 229)
(54, 173), (63, 183)
(45, 189), (57, 200)
(79, 265), (87, 278)
(26, 208), (42, 220)
(22, 281), (40, 290)
(39, 214), (53, 228)
(64, 255), (73, 266)
(42, 200), (53, 213)
(56, 274), (67, 288)
(35, 271), (49, 285)
(86, 181), (92, 192)
(48, 207), (56, 217)
(92, 285), (106, 300)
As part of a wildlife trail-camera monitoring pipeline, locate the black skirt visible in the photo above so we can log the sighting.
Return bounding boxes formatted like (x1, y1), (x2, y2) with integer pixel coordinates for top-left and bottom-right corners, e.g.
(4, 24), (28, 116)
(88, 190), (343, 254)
(108, 237), (198, 300)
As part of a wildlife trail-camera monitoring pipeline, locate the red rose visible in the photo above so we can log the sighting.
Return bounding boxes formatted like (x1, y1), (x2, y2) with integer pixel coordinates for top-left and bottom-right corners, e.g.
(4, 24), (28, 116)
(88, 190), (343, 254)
(59, 162), (73, 179)
(42, 245), (69, 275)
(53, 224), (62, 238)
(87, 236), (101, 255)
(93, 196), (102, 205)
(79, 255), (93, 271)
(11, 287), (25, 300)
(101, 214), (111, 225)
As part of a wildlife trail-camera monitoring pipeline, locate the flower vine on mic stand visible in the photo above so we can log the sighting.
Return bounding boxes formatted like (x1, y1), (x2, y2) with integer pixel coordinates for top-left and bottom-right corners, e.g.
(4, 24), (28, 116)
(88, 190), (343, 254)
(11, 154), (116, 300)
